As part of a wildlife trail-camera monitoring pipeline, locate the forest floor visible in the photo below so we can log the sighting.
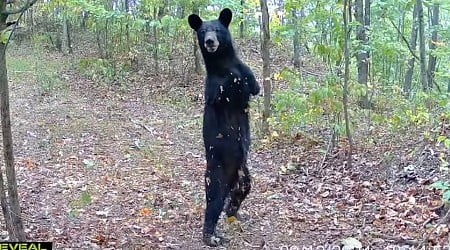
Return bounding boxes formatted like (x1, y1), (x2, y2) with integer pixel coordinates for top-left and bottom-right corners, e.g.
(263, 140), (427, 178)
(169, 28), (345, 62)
(1, 45), (450, 249)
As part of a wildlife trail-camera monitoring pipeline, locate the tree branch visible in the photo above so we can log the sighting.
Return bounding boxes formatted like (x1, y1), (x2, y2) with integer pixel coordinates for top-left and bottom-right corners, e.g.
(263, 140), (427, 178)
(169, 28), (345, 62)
(4, 8), (25, 48)
(387, 18), (420, 61)
(2, 0), (38, 15)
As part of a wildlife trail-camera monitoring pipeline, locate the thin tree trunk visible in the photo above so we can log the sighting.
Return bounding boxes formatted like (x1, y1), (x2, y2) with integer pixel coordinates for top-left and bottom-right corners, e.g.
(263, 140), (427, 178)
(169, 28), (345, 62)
(240, 0), (244, 39)
(260, 0), (271, 134)
(0, 42), (25, 241)
(292, 9), (301, 68)
(448, 71), (450, 92)
(192, 6), (203, 75)
(28, 8), (33, 34)
(125, 0), (130, 52)
(0, 0), (38, 241)
(105, 19), (109, 58)
(427, 3), (439, 88)
(63, 15), (72, 54)
(417, 0), (428, 91)
(343, 0), (353, 168)
(153, 7), (159, 72)
(404, 3), (419, 98)
(355, 0), (371, 109)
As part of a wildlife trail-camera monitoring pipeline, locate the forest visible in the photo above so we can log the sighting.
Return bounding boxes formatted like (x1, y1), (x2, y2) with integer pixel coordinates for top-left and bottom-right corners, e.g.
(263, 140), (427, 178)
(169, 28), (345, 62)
(0, 0), (449, 248)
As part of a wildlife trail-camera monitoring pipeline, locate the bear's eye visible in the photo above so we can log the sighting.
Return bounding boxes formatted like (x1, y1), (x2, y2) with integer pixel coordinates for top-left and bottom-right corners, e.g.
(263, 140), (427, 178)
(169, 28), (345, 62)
(199, 29), (206, 34)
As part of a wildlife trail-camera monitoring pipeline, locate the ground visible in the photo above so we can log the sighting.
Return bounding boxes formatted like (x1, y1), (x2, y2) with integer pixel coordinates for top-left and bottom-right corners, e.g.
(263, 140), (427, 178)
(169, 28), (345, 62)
(0, 45), (448, 249)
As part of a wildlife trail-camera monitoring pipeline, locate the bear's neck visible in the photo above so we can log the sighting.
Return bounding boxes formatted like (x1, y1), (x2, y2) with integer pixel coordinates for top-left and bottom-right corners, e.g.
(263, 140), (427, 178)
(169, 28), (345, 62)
(201, 47), (237, 75)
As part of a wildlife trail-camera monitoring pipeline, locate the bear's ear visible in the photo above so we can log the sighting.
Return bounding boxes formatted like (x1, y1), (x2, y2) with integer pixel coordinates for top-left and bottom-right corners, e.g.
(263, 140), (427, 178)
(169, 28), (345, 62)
(219, 8), (232, 28)
(188, 14), (203, 31)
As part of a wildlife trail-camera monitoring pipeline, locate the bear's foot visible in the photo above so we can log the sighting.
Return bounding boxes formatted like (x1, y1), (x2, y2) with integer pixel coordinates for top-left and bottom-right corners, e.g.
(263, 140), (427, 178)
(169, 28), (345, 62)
(226, 213), (249, 224)
(203, 232), (227, 247)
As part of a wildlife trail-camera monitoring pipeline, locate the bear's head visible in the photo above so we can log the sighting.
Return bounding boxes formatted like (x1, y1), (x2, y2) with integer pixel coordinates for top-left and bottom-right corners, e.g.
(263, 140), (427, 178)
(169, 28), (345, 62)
(188, 8), (233, 55)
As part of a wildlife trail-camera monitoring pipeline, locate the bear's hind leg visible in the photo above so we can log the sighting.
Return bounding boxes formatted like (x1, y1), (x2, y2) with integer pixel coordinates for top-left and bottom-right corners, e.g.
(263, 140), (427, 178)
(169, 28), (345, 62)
(225, 163), (251, 221)
(203, 159), (230, 246)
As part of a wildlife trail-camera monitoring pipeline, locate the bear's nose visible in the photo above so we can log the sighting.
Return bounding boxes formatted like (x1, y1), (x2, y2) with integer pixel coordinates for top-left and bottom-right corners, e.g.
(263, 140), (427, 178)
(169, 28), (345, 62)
(205, 38), (215, 46)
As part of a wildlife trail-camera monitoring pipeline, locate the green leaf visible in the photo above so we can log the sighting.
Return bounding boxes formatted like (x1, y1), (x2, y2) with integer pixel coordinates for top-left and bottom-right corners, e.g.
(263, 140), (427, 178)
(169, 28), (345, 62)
(443, 190), (450, 202)
(430, 181), (450, 190)
(82, 159), (96, 168)
(80, 191), (92, 205)
(445, 139), (450, 149)
(437, 135), (447, 143)
(0, 30), (11, 44)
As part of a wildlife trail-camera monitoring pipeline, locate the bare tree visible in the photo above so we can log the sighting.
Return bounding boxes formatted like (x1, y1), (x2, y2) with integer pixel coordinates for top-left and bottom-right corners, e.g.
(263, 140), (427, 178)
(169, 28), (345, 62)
(260, 0), (271, 134)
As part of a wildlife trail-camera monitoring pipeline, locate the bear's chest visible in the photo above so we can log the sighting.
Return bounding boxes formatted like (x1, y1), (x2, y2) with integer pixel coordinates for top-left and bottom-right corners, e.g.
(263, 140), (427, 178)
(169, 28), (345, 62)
(206, 72), (250, 108)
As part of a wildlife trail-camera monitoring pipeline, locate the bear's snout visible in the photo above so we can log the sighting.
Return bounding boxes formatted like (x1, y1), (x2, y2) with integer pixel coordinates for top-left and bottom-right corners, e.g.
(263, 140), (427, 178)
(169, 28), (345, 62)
(204, 31), (219, 53)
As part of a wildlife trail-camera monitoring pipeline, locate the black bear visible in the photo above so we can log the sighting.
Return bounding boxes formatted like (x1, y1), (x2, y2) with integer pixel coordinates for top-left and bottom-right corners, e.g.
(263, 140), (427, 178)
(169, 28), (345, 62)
(188, 8), (260, 246)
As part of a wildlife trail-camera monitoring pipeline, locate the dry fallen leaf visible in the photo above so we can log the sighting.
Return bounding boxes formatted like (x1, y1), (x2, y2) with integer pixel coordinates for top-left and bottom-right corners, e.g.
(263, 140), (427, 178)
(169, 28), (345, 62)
(24, 158), (38, 169)
(139, 207), (152, 216)
(92, 234), (106, 245)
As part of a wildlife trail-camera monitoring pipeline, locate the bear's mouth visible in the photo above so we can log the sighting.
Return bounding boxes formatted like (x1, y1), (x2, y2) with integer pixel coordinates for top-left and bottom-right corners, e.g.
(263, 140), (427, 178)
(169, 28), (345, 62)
(205, 45), (218, 53)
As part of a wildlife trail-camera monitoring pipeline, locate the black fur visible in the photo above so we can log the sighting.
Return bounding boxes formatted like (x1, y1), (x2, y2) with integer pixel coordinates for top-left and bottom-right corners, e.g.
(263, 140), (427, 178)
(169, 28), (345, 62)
(188, 8), (260, 247)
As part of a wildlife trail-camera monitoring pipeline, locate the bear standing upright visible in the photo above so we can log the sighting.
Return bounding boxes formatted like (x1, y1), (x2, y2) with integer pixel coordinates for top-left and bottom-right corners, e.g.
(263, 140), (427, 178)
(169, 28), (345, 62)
(188, 8), (260, 247)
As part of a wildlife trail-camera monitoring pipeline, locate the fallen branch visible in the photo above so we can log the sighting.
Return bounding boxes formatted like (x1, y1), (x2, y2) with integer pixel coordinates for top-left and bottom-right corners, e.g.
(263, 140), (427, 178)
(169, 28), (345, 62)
(130, 118), (154, 134)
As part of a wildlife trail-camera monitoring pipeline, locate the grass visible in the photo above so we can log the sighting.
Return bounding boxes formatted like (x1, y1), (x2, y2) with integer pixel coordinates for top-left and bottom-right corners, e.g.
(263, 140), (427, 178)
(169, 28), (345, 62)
(7, 45), (67, 92)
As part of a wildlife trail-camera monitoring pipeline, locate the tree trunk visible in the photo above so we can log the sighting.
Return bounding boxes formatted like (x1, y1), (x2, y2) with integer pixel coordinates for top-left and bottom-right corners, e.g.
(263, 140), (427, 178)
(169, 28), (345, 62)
(403, 4), (419, 98)
(240, 0), (244, 39)
(124, 0), (130, 52)
(427, 3), (439, 88)
(260, 0), (271, 134)
(192, 6), (203, 75)
(448, 71), (450, 92)
(62, 15), (72, 54)
(416, 0), (428, 91)
(81, 11), (87, 29)
(355, 0), (371, 109)
(0, 2), (26, 237)
(292, 9), (301, 68)
(105, 19), (109, 58)
(28, 8), (34, 35)
(343, 0), (353, 168)
(0, 42), (25, 241)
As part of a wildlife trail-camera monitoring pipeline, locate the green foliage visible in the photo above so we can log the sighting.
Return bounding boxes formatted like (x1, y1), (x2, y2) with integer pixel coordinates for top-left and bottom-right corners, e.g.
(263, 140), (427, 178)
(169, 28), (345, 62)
(0, 30), (11, 44)
(78, 58), (128, 85)
(431, 181), (450, 203)
(69, 190), (93, 217)
(7, 47), (65, 92)
(37, 70), (64, 92)
(269, 68), (343, 135)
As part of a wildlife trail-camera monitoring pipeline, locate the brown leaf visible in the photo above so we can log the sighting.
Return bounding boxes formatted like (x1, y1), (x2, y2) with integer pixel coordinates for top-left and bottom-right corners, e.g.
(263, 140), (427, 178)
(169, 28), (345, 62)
(139, 207), (152, 216)
(92, 234), (106, 245)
